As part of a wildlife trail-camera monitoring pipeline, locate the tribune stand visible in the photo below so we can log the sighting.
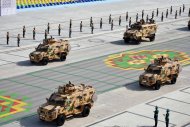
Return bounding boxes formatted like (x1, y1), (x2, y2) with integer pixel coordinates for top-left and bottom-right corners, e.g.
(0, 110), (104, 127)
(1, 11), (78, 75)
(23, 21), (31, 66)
(0, 0), (16, 16)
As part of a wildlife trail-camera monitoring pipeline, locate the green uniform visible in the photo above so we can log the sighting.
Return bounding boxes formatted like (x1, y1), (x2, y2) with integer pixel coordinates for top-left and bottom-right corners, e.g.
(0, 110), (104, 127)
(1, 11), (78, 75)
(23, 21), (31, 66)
(154, 107), (159, 127)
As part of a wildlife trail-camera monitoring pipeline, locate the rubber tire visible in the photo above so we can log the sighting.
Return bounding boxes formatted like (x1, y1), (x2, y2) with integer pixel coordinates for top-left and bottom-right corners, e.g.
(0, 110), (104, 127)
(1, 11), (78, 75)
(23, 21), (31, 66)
(81, 105), (90, 117)
(56, 114), (66, 126)
(41, 58), (48, 65)
(60, 53), (67, 61)
(188, 25), (190, 30)
(154, 81), (161, 90)
(139, 81), (144, 87)
(124, 38), (130, 43)
(171, 76), (177, 84)
(149, 34), (155, 42)
(136, 40), (141, 45)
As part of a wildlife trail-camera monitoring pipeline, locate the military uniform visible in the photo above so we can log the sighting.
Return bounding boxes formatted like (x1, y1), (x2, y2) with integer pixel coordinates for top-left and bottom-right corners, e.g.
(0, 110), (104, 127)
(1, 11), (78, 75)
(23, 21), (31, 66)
(136, 13), (138, 22)
(189, 8), (190, 17)
(17, 34), (20, 47)
(80, 21), (82, 32)
(119, 16), (121, 26)
(152, 11), (154, 19)
(90, 17), (93, 27)
(165, 109), (170, 127)
(47, 23), (50, 34)
(45, 30), (47, 40)
(6, 32), (9, 45)
(179, 7), (182, 16)
(161, 12), (164, 22)
(58, 24), (61, 36)
(111, 20), (113, 30)
(146, 14), (149, 22)
(23, 26), (26, 38)
(170, 6), (173, 14)
(183, 4), (185, 12)
(100, 18), (103, 29)
(109, 14), (111, 24)
(156, 8), (159, 17)
(154, 106), (159, 127)
(175, 10), (178, 19)
(166, 9), (168, 18)
(91, 23), (94, 34)
(70, 19), (72, 28)
(33, 27), (36, 40)
(69, 27), (72, 38)
(129, 17), (131, 27)
(126, 12), (128, 21)
(142, 10), (144, 19)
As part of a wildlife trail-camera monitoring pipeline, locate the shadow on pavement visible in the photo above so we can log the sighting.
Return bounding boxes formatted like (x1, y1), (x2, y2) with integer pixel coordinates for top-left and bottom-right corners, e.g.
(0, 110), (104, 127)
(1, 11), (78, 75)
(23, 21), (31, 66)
(110, 39), (150, 45)
(124, 81), (155, 91)
(176, 27), (189, 31)
(16, 60), (35, 66)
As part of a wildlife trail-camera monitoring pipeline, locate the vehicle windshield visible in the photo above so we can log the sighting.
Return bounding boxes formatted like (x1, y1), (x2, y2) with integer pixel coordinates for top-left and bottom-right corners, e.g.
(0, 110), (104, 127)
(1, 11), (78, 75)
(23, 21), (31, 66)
(48, 93), (65, 106)
(36, 44), (48, 52)
(130, 24), (141, 30)
(146, 66), (161, 74)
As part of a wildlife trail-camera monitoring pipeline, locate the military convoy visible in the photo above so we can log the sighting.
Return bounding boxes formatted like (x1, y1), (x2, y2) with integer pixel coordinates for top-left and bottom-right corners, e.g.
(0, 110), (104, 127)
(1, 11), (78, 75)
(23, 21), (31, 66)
(29, 38), (71, 65)
(123, 19), (157, 44)
(188, 20), (190, 30)
(38, 82), (96, 126)
(139, 56), (181, 90)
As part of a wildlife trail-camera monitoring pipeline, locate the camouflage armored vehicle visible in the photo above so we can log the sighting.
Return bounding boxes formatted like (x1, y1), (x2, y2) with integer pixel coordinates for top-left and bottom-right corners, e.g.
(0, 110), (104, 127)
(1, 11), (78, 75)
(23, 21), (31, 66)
(37, 81), (96, 126)
(188, 20), (190, 30)
(29, 38), (71, 65)
(123, 19), (157, 44)
(139, 56), (181, 90)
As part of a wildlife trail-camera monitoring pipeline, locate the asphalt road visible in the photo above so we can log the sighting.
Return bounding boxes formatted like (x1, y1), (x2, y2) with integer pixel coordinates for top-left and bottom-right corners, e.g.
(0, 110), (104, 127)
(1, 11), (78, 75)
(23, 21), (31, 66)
(0, 36), (190, 126)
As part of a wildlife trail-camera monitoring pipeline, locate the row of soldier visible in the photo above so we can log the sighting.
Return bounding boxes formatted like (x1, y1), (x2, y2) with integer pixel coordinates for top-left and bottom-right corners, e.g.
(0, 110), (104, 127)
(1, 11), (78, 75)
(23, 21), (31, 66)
(5, 5), (190, 47)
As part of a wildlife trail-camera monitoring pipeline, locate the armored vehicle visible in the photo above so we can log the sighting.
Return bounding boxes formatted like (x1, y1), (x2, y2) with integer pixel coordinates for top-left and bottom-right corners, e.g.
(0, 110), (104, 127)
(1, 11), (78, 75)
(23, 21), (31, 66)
(37, 81), (96, 126)
(29, 38), (71, 65)
(139, 56), (181, 90)
(188, 20), (190, 30)
(123, 19), (157, 44)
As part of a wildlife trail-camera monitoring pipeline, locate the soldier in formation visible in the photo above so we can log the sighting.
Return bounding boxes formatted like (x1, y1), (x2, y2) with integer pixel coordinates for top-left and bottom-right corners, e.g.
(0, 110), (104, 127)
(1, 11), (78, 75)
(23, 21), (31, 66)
(100, 18), (103, 29)
(23, 25), (26, 38)
(179, 7), (182, 16)
(175, 10), (178, 19)
(126, 12), (128, 21)
(109, 14), (111, 24)
(119, 16), (121, 26)
(142, 10), (144, 19)
(136, 13), (138, 22)
(17, 34), (20, 47)
(69, 27), (72, 38)
(189, 8), (190, 17)
(164, 109), (170, 127)
(111, 20), (113, 30)
(154, 106), (159, 127)
(80, 21), (82, 32)
(91, 22), (94, 34)
(166, 9), (168, 18)
(183, 4), (185, 12)
(90, 17), (93, 27)
(146, 14), (149, 23)
(170, 6), (173, 14)
(156, 8), (159, 17)
(129, 17), (131, 27)
(58, 24), (61, 36)
(33, 27), (36, 40)
(152, 11), (154, 19)
(70, 19), (72, 28)
(47, 23), (50, 34)
(161, 12), (164, 22)
(6, 32), (9, 45)
(45, 30), (47, 40)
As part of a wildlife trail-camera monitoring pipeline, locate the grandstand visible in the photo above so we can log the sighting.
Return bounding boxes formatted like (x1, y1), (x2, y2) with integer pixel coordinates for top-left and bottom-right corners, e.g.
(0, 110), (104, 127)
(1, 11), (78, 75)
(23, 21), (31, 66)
(16, 0), (104, 9)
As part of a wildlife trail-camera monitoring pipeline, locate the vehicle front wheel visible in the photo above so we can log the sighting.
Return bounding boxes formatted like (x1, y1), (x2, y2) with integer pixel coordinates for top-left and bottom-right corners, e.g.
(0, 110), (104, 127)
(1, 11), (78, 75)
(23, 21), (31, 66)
(56, 114), (66, 126)
(81, 105), (90, 117)
(154, 81), (161, 90)
(149, 34), (155, 42)
(171, 76), (177, 84)
(124, 38), (130, 43)
(60, 53), (67, 61)
(41, 58), (48, 65)
(139, 81), (143, 87)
